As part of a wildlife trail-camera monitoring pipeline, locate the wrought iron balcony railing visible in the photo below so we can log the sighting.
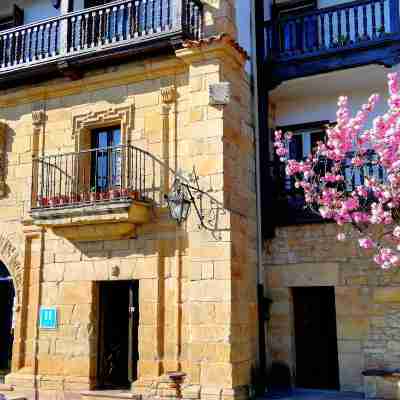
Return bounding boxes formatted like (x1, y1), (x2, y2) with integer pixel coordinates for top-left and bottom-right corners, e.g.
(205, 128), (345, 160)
(264, 0), (400, 83)
(268, 152), (387, 225)
(31, 144), (164, 210)
(0, 0), (202, 85)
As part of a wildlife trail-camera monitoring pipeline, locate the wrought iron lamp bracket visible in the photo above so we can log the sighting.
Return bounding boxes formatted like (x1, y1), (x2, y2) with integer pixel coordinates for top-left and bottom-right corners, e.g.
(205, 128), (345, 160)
(166, 167), (226, 234)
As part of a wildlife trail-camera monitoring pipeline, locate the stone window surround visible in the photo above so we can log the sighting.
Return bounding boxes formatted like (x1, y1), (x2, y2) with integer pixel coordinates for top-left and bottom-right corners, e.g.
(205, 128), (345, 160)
(72, 101), (135, 152)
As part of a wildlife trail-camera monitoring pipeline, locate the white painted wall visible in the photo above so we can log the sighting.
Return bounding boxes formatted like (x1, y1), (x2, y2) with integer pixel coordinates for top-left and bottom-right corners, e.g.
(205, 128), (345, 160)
(270, 64), (400, 128)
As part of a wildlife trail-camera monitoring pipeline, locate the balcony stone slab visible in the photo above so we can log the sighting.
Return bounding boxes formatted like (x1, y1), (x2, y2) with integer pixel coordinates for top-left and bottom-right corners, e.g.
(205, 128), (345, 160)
(30, 200), (151, 241)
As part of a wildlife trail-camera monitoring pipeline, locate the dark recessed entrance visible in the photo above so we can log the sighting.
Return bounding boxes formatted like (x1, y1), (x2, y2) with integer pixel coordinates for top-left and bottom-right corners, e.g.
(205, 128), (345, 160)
(292, 286), (340, 390)
(0, 262), (15, 381)
(97, 280), (139, 389)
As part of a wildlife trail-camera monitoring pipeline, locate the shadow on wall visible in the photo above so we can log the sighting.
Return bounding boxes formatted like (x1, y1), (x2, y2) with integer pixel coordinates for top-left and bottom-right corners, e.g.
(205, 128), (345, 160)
(267, 361), (293, 393)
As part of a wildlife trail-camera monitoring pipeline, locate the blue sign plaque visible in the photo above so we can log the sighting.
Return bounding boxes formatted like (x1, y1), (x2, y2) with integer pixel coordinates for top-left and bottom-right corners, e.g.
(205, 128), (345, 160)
(39, 307), (58, 330)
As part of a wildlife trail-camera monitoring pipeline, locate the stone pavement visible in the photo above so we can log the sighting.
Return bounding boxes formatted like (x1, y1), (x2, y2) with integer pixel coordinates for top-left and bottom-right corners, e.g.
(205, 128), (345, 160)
(262, 389), (364, 399)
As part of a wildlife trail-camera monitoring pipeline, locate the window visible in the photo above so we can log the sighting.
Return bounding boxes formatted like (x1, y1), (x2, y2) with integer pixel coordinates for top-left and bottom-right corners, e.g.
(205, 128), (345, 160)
(91, 127), (121, 192)
(285, 123), (326, 161)
(276, 121), (327, 193)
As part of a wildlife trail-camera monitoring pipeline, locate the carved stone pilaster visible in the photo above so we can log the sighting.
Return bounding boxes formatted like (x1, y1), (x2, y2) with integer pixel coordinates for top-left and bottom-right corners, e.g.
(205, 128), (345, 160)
(31, 110), (46, 208)
(160, 86), (176, 193)
(0, 122), (8, 198)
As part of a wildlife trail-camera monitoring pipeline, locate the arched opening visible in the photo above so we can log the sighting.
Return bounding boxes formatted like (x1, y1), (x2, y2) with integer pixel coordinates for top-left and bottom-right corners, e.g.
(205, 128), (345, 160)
(0, 261), (15, 383)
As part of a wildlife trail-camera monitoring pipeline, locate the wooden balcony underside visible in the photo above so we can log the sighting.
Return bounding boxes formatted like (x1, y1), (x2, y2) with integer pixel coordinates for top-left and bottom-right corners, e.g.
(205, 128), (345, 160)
(0, 0), (203, 88)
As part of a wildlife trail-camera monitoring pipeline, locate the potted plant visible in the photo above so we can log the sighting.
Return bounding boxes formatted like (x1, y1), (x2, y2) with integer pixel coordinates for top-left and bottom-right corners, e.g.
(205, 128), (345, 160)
(90, 187), (98, 203)
(335, 34), (350, 47)
(59, 195), (70, 206)
(377, 26), (387, 37)
(120, 188), (129, 198)
(131, 190), (140, 200)
(49, 196), (60, 207)
(38, 196), (49, 207)
(98, 189), (109, 201)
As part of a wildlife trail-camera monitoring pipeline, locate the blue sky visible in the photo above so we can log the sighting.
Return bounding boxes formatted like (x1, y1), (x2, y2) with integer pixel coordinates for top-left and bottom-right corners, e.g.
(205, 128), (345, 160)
(236, 0), (252, 71)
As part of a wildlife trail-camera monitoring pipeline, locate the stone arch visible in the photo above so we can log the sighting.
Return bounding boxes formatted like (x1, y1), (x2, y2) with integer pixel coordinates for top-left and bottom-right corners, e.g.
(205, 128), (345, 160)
(0, 233), (23, 310)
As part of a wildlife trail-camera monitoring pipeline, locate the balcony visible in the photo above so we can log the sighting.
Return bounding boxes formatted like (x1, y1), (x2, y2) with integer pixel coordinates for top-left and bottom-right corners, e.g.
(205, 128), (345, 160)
(268, 152), (387, 226)
(264, 0), (400, 86)
(0, 0), (203, 87)
(30, 145), (164, 240)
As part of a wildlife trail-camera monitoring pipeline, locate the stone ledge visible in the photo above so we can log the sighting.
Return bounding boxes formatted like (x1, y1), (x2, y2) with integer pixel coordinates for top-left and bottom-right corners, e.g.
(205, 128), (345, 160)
(80, 390), (141, 399)
(30, 200), (152, 241)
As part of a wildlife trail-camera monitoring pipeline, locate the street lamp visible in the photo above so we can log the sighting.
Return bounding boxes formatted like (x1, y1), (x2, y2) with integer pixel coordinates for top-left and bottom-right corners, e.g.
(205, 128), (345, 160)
(165, 179), (191, 224)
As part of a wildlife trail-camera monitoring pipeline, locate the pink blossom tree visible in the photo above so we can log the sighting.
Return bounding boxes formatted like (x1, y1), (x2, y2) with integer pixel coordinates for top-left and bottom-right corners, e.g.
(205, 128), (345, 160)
(274, 72), (400, 269)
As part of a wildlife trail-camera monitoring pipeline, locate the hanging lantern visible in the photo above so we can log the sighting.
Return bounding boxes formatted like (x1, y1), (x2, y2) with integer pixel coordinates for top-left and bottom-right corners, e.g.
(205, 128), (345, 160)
(165, 179), (191, 224)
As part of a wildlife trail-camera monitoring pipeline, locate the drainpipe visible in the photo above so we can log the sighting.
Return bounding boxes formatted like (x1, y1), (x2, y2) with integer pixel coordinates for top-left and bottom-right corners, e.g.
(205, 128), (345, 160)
(251, 0), (271, 380)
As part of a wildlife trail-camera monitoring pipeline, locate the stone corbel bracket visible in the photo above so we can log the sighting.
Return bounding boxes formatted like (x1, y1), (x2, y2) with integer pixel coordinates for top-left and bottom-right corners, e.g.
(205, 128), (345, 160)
(0, 121), (9, 198)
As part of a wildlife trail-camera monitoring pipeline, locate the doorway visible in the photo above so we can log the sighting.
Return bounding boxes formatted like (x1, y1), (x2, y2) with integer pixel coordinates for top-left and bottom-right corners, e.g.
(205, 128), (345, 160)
(0, 262), (15, 382)
(292, 287), (340, 390)
(97, 280), (139, 389)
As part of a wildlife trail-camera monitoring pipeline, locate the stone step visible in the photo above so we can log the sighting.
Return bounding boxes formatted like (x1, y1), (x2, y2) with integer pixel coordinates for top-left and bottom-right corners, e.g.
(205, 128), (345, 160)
(80, 390), (141, 400)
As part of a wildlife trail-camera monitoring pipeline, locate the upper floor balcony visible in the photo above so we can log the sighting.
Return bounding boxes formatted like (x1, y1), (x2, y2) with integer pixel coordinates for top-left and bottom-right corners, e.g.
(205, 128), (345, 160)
(0, 0), (202, 87)
(264, 0), (400, 87)
(268, 150), (387, 226)
(30, 142), (164, 240)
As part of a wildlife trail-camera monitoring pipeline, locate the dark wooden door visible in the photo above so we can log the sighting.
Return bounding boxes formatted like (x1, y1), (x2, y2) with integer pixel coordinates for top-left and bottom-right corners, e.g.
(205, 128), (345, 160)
(98, 281), (139, 388)
(293, 287), (340, 390)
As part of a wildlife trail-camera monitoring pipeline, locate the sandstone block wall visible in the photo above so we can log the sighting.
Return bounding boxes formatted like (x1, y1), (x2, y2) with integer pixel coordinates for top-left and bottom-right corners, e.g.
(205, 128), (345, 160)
(0, 36), (258, 400)
(264, 223), (400, 393)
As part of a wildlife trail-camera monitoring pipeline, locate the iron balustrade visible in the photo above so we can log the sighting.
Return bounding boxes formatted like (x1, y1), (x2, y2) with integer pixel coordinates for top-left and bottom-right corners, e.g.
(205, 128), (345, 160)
(31, 144), (165, 209)
(265, 0), (399, 60)
(268, 152), (387, 225)
(0, 0), (203, 70)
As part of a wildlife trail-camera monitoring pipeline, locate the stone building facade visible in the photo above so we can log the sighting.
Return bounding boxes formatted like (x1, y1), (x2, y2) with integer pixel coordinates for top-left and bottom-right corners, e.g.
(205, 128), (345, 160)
(264, 223), (400, 395)
(0, 1), (261, 399)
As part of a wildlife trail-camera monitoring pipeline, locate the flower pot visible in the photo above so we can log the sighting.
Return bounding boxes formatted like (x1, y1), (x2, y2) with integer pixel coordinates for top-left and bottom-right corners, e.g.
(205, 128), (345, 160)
(49, 197), (60, 207)
(39, 197), (49, 207)
(120, 188), (129, 198)
(59, 195), (70, 206)
(109, 189), (120, 200)
(90, 192), (98, 202)
(131, 190), (140, 200)
(100, 191), (109, 201)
